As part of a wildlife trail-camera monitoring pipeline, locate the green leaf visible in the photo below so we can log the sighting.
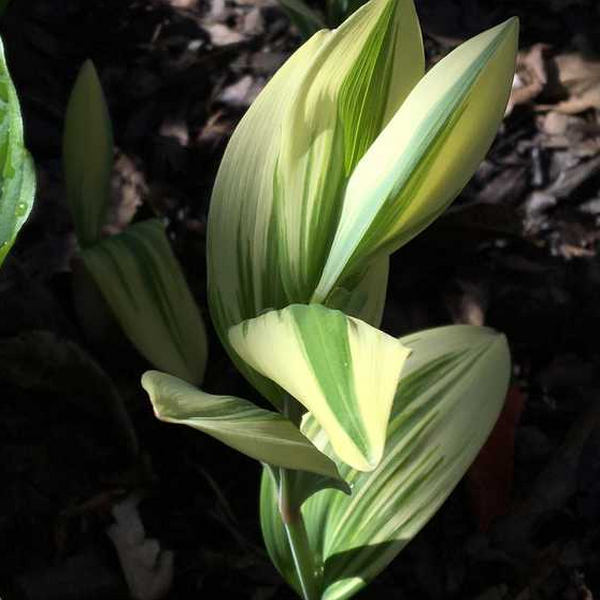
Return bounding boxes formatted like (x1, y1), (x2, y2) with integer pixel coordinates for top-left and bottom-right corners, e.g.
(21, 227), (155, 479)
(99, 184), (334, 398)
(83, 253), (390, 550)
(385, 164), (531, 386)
(278, 0), (327, 39)
(82, 219), (208, 385)
(313, 18), (519, 302)
(142, 370), (344, 480)
(63, 60), (113, 248)
(261, 324), (511, 599)
(208, 0), (423, 408)
(229, 304), (411, 472)
(0, 36), (36, 268)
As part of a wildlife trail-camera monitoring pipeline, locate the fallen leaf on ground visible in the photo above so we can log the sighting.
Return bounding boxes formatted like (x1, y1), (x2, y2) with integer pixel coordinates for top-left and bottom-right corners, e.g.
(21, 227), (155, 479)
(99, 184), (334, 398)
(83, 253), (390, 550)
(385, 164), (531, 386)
(107, 494), (174, 600)
(507, 44), (549, 113)
(548, 53), (600, 114)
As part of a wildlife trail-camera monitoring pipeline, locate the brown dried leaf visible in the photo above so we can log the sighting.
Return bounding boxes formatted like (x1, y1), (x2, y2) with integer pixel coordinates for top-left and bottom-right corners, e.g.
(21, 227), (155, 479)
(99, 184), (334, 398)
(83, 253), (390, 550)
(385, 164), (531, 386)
(507, 44), (549, 113)
(106, 152), (147, 236)
(107, 495), (174, 600)
(510, 46), (600, 115)
(537, 53), (600, 114)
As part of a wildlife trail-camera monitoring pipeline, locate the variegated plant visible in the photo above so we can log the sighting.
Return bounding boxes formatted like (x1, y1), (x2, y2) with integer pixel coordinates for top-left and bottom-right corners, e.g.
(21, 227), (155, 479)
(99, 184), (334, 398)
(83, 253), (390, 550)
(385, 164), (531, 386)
(142, 1), (518, 598)
(63, 60), (207, 384)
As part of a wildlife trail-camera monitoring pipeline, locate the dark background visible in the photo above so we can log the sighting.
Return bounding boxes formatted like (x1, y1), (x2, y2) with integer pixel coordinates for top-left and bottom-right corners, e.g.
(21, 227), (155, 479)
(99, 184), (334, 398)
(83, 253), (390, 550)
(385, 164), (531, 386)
(1, 0), (600, 598)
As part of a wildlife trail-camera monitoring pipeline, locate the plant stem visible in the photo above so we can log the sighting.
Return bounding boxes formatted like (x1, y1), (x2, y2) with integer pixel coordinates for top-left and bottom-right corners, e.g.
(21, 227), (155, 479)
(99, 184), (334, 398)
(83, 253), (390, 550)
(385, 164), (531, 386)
(279, 396), (321, 600)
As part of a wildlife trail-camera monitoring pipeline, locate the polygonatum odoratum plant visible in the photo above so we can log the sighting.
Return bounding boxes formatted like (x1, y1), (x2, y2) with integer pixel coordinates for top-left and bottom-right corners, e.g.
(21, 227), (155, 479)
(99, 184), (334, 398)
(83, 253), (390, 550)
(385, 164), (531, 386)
(142, 1), (519, 598)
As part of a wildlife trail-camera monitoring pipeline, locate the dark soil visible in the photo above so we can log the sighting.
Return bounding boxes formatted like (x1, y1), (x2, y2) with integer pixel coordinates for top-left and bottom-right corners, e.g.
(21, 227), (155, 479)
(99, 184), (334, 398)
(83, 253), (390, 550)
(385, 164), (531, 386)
(1, 0), (600, 599)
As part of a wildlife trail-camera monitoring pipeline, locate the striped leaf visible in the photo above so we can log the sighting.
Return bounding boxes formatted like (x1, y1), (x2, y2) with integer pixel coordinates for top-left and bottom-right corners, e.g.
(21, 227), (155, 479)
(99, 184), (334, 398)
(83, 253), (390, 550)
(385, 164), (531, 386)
(82, 219), (208, 385)
(278, 0), (326, 39)
(207, 0), (423, 409)
(63, 60), (113, 248)
(275, 0), (423, 303)
(261, 325), (511, 599)
(142, 370), (344, 480)
(229, 304), (411, 472)
(0, 35), (36, 267)
(313, 18), (519, 302)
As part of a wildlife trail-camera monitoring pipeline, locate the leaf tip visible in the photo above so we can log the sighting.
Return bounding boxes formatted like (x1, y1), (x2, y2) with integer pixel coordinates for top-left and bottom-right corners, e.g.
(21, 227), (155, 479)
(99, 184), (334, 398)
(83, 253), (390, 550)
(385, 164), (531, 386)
(141, 370), (166, 419)
(494, 16), (519, 55)
(74, 59), (103, 97)
(140, 369), (158, 391)
(504, 15), (520, 32)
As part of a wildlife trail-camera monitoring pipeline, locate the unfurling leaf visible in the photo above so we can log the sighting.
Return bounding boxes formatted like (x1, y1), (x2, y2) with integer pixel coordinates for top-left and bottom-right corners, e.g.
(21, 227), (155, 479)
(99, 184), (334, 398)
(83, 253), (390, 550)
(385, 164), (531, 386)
(82, 219), (208, 384)
(0, 35), (36, 267)
(229, 304), (410, 472)
(63, 60), (113, 248)
(107, 494), (174, 600)
(261, 325), (511, 600)
(313, 17), (519, 301)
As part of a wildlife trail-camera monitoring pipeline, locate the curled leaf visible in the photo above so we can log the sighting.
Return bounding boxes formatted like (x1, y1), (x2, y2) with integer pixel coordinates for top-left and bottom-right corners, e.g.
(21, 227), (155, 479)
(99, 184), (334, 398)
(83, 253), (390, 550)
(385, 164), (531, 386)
(63, 60), (113, 248)
(143, 369), (343, 480)
(229, 304), (410, 471)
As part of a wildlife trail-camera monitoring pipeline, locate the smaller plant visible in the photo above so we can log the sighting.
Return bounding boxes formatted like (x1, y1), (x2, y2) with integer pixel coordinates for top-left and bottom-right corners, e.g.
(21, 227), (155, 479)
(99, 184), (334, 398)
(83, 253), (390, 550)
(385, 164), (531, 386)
(0, 35), (36, 268)
(63, 61), (207, 384)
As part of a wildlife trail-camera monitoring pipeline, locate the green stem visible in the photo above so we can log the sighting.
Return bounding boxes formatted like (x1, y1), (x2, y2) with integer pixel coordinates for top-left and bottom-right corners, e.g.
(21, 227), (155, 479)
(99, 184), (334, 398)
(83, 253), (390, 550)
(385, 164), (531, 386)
(278, 396), (321, 600)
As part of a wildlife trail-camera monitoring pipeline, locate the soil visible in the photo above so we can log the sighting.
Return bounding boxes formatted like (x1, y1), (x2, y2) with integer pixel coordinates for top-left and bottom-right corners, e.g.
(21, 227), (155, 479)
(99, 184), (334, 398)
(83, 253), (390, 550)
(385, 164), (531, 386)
(1, 0), (600, 599)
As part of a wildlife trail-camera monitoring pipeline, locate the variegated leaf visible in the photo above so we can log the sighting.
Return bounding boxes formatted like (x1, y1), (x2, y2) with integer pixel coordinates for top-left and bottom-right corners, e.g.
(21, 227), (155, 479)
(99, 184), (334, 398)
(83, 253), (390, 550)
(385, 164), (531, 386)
(63, 60), (113, 248)
(276, 0), (423, 302)
(207, 0), (424, 409)
(229, 304), (410, 472)
(82, 219), (208, 385)
(261, 325), (511, 600)
(142, 370), (344, 480)
(313, 18), (519, 302)
(0, 35), (36, 267)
